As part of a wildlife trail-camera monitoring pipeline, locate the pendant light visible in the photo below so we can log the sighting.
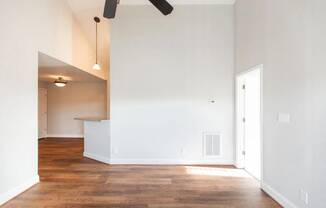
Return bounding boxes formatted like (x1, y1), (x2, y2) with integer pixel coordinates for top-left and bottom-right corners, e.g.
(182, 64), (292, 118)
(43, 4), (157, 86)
(54, 77), (67, 87)
(93, 17), (101, 70)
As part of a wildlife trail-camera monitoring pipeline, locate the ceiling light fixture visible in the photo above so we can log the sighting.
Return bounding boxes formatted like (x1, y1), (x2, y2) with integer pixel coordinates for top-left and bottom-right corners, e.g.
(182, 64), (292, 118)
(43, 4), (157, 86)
(54, 77), (67, 87)
(93, 17), (101, 70)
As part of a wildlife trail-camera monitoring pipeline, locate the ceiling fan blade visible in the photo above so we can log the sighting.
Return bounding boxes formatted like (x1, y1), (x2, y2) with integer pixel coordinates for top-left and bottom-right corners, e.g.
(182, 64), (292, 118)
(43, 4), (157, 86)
(103, 0), (118, 19)
(148, 0), (174, 16)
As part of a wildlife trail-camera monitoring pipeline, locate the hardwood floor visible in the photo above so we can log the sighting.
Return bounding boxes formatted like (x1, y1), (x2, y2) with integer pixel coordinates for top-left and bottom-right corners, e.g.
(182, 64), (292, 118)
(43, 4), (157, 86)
(3, 138), (281, 208)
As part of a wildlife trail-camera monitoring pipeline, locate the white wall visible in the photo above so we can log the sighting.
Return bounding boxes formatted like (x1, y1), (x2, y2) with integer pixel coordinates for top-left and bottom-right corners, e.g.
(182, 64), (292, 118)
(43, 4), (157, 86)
(235, 0), (265, 73)
(0, 0), (103, 204)
(110, 5), (234, 164)
(47, 82), (107, 138)
(38, 81), (49, 89)
(307, 1), (326, 206)
(235, 0), (326, 207)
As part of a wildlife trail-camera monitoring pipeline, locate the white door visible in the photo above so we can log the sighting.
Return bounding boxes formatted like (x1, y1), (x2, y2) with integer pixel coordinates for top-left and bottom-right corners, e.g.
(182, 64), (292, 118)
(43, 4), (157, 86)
(38, 88), (48, 139)
(237, 67), (261, 180)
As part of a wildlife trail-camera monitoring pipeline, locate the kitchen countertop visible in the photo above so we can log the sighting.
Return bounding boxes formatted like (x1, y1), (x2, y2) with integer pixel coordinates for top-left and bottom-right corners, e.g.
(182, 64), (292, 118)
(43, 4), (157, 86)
(74, 117), (108, 122)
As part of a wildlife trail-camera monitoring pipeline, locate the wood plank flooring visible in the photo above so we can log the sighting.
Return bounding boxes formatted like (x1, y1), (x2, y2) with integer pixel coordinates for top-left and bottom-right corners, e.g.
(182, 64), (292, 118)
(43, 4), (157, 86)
(3, 138), (281, 208)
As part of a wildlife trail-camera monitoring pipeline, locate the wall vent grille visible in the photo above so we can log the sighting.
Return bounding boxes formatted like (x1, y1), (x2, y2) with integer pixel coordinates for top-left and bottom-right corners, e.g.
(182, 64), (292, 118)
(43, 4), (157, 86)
(203, 132), (221, 157)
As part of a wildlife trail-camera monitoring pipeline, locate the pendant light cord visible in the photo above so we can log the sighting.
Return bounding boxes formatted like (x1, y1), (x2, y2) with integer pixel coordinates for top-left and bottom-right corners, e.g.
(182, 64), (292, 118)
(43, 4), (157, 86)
(93, 16), (100, 68)
(96, 21), (98, 64)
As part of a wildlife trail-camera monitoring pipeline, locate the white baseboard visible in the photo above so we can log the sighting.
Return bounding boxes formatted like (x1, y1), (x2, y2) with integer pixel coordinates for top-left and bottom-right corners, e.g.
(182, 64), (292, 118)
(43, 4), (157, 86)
(0, 175), (39, 206)
(83, 155), (233, 165)
(109, 158), (234, 165)
(261, 182), (298, 208)
(84, 152), (111, 164)
(46, 134), (84, 138)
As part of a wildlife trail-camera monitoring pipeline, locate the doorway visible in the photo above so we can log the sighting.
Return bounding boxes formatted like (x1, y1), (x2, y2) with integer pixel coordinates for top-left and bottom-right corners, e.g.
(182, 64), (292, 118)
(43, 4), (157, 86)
(236, 65), (262, 181)
(38, 87), (48, 139)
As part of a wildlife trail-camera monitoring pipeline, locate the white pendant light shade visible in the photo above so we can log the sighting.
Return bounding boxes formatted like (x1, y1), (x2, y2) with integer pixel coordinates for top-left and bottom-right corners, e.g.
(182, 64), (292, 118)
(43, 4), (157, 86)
(92, 63), (101, 70)
(54, 77), (67, 87)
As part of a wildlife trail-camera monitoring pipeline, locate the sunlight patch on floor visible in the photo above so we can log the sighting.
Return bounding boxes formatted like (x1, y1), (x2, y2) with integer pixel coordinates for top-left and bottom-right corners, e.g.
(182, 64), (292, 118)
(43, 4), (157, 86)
(185, 166), (250, 178)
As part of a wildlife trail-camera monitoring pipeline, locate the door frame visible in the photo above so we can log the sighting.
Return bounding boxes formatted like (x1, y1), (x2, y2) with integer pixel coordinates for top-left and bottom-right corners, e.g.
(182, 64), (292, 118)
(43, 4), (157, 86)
(235, 64), (264, 184)
(38, 87), (48, 139)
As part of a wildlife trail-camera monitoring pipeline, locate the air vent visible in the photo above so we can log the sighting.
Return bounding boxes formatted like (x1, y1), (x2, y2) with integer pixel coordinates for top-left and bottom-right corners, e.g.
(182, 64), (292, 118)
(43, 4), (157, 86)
(203, 132), (221, 157)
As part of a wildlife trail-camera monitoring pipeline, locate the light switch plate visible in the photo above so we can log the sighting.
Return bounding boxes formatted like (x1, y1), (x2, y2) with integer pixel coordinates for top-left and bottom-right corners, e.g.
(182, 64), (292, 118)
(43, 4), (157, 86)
(278, 113), (291, 123)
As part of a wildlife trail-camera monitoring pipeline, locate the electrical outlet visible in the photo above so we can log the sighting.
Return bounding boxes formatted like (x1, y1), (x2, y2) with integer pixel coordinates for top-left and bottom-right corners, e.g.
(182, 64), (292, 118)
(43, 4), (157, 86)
(112, 148), (118, 155)
(304, 192), (309, 205)
(300, 189), (309, 205)
(181, 148), (185, 156)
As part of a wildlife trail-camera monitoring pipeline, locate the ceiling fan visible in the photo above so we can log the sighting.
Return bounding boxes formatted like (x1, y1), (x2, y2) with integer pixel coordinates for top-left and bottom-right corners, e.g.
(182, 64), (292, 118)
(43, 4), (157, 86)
(103, 0), (174, 19)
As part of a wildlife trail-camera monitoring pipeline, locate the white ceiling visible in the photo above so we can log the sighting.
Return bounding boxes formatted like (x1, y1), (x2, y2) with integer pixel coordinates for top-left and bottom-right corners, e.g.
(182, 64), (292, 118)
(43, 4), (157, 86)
(38, 53), (105, 83)
(67, 0), (235, 9)
(120, 0), (236, 4)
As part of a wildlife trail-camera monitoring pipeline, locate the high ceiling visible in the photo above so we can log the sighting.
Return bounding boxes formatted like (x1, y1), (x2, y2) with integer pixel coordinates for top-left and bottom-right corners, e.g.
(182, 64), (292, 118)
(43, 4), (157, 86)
(39, 53), (105, 83)
(119, 0), (236, 4)
(66, 0), (110, 74)
(65, 0), (235, 75)
(67, 0), (235, 9)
